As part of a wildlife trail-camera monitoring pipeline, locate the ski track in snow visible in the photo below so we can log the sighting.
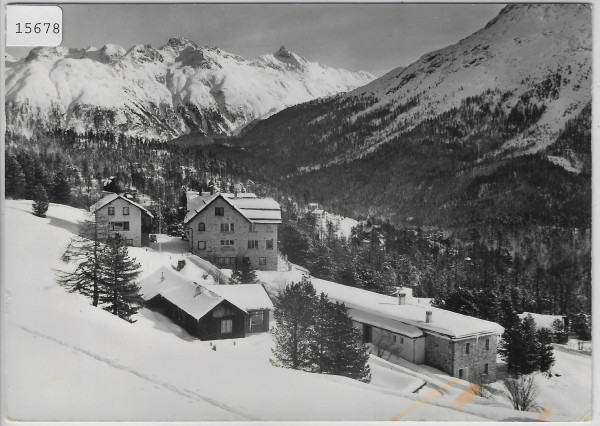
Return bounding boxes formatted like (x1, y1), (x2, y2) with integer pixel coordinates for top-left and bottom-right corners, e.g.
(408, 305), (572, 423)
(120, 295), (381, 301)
(11, 322), (251, 421)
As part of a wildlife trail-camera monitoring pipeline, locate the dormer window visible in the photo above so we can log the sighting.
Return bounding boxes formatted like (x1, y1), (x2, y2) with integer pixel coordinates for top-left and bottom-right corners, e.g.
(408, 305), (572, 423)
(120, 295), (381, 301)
(198, 222), (205, 232)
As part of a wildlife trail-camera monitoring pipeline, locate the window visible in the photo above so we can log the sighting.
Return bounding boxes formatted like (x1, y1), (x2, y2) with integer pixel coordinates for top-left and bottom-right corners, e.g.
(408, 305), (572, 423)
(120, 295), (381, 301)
(465, 343), (470, 354)
(217, 257), (237, 266)
(198, 222), (205, 232)
(249, 223), (257, 232)
(220, 223), (234, 232)
(123, 207), (129, 215)
(108, 207), (115, 215)
(259, 257), (266, 266)
(483, 363), (489, 375)
(110, 221), (130, 231)
(248, 240), (259, 249)
(220, 240), (234, 246)
(220, 319), (233, 334)
(266, 239), (274, 249)
(400, 337), (404, 344)
(215, 207), (224, 216)
(485, 339), (490, 350)
(198, 241), (206, 250)
(126, 239), (133, 246)
(250, 311), (264, 331)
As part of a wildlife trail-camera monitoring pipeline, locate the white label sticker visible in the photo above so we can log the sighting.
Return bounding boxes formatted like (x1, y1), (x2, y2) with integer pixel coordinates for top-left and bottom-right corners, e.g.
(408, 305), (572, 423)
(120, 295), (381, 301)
(6, 5), (63, 47)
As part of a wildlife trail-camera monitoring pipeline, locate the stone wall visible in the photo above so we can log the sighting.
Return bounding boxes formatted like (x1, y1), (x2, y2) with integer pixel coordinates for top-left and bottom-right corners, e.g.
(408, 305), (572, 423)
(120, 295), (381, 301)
(451, 334), (498, 382)
(188, 197), (279, 271)
(425, 333), (498, 382)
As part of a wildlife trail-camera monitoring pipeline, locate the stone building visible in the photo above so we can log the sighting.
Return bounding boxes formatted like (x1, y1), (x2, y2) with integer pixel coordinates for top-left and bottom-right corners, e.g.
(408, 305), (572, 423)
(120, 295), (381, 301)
(184, 192), (281, 271)
(90, 193), (154, 246)
(309, 280), (504, 382)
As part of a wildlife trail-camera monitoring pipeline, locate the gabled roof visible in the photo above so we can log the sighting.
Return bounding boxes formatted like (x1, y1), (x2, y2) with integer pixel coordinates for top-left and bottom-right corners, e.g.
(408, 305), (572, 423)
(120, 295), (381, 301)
(139, 266), (272, 321)
(310, 278), (504, 339)
(184, 193), (281, 225)
(90, 193), (154, 218)
(203, 284), (273, 311)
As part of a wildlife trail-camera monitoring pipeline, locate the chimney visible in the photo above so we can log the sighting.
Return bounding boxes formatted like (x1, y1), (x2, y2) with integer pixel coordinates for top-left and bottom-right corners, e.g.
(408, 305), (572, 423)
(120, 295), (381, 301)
(426, 311), (433, 323)
(160, 272), (165, 282)
(398, 293), (406, 305)
(194, 285), (202, 297)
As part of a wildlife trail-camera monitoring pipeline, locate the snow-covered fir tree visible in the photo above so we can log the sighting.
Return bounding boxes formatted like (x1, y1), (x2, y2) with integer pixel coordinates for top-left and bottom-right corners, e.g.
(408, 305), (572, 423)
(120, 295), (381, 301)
(57, 214), (109, 306)
(99, 234), (144, 322)
(230, 257), (258, 284)
(271, 277), (317, 370)
(32, 184), (49, 218)
(272, 278), (370, 382)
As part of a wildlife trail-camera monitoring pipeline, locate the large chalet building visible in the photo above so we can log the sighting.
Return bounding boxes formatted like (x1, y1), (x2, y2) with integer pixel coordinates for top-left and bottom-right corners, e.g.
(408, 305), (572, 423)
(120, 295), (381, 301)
(184, 192), (282, 271)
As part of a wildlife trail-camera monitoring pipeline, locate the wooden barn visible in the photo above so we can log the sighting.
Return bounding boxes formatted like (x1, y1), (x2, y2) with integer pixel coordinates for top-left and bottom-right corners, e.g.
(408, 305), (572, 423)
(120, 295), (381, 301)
(140, 266), (273, 340)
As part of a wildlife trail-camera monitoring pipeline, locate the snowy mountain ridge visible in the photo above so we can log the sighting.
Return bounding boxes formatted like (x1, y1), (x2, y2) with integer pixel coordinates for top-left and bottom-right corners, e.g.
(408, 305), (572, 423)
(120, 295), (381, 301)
(340, 3), (591, 168)
(5, 38), (375, 140)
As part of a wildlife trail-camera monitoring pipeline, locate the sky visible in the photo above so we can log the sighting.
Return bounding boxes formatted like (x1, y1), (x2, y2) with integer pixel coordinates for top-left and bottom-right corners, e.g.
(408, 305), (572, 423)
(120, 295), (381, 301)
(6, 3), (506, 77)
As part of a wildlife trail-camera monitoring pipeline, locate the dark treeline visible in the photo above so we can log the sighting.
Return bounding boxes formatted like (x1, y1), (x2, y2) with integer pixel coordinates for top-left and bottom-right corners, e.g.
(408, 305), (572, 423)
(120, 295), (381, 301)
(278, 207), (591, 324)
(5, 128), (289, 216)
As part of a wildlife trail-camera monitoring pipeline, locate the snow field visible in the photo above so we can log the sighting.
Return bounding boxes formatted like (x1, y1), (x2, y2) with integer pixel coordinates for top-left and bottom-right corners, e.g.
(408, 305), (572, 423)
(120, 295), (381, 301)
(2, 200), (591, 421)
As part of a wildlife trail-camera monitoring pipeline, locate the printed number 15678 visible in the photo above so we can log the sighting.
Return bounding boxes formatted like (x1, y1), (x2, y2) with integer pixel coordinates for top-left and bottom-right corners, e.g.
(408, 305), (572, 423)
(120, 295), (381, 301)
(15, 22), (60, 34)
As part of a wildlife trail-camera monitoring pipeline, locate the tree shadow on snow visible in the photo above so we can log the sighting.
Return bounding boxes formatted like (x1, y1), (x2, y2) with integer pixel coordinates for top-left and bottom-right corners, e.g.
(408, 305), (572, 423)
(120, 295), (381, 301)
(47, 215), (82, 235)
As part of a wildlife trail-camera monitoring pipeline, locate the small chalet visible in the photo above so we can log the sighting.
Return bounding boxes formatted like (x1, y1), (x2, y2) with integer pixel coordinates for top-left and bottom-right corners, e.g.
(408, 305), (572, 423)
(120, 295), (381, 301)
(309, 279), (504, 382)
(90, 193), (154, 246)
(140, 266), (273, 340)
(184, 192), (282, 271)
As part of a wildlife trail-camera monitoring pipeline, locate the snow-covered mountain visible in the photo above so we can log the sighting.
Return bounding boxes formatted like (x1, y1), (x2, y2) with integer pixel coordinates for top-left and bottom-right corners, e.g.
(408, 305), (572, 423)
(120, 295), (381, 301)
(347, 3), (591, 162)
(238, 4), (591, 174)
(231, 3), (591, 226)
(5, 39), (374, 140)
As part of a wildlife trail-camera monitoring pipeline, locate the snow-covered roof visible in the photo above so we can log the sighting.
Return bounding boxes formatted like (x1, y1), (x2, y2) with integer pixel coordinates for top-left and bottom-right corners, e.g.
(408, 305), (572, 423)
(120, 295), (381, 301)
(139, 267), (272, 321)
(310, 278), (504, 339)
(203, 284), (273, 311)
(518, 312), (565, 331)
(220, 192), (258, 199)
(90, 193), (154, 218)
(348, 308), (424, 338)
(184, 193), (281, 225)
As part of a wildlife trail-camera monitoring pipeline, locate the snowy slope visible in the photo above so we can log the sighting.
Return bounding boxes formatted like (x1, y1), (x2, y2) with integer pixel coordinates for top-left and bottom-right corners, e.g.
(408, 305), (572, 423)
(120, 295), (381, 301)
(348, 3), (591, 162)
(5, 200), (582, 422)
(5, 39), (374, 140)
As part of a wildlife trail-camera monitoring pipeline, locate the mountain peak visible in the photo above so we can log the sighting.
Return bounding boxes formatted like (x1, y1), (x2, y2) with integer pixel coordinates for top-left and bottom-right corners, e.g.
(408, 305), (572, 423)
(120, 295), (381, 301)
(274, 45), (304, 68)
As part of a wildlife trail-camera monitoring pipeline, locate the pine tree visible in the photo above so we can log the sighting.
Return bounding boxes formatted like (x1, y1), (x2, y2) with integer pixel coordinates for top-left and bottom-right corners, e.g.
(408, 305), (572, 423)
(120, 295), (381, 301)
(98, 234), (143, 322)
(5, 154), (26, 199)
(520, 315), (541, 375)
(309, 292), (336, 373)
(230, 257), (258, 284)
(536, 328), (555, 375)
(51, 171), (71, 204)
(32, 184), (49, 218)
(57, 214), (108, 306)
(271, 277), (317, 370)
(323, 300), (371, 383)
